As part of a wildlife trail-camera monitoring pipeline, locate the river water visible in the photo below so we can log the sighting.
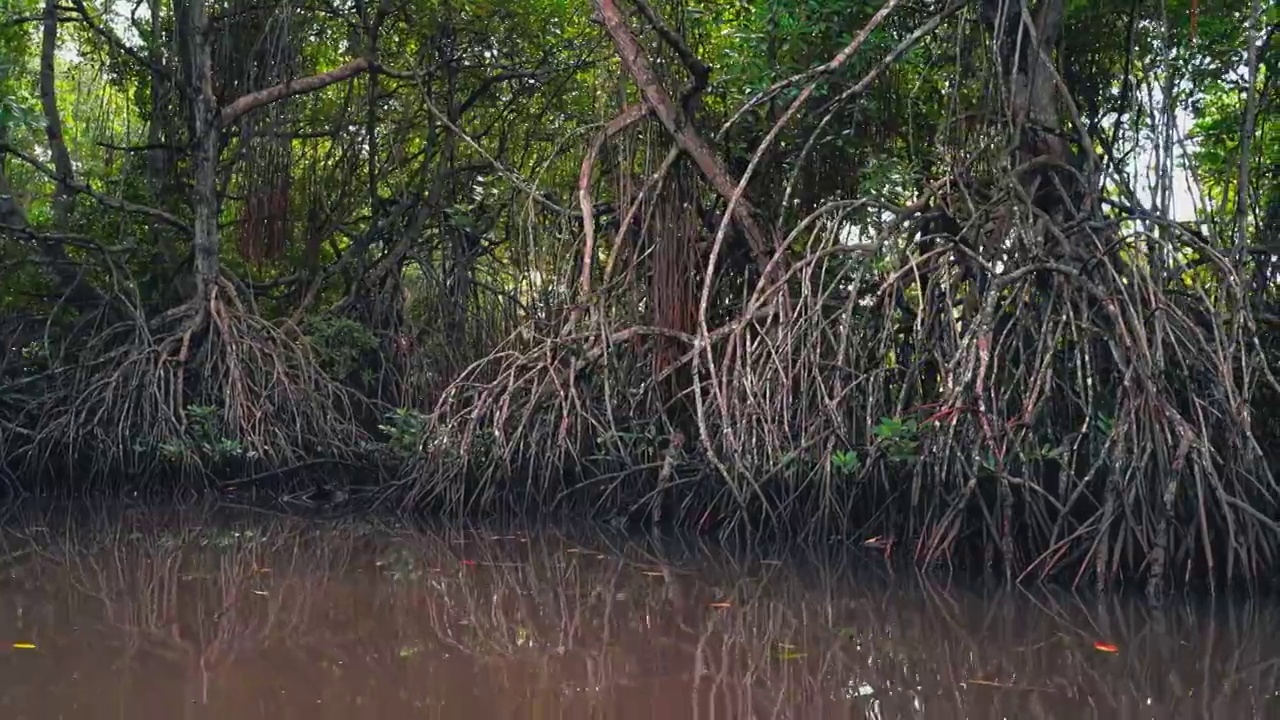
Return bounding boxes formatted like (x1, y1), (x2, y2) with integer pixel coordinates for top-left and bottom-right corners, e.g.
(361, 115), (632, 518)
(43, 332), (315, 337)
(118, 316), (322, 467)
(0, 504), (1275, 719)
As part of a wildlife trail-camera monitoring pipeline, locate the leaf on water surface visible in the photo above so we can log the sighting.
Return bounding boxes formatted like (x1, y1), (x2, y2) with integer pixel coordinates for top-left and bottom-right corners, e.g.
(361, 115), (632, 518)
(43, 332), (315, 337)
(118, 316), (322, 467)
(1093, 642), (1119, 653)
(12, 642), (36, 649)
(774, 644), (806, 660)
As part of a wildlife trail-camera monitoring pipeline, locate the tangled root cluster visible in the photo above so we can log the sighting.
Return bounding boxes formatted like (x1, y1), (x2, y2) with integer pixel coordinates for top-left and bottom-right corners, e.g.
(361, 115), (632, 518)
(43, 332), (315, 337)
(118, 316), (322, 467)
(11, 284), (372, 489)
(405, 170), (1280, 595)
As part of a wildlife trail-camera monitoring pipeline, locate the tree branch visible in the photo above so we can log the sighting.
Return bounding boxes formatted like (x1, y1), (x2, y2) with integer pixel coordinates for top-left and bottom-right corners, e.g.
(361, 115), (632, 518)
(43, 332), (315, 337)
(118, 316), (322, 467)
(217, 57), (374, 129)
(0, 170), (115, 313)
(67, 0), (177, 86)
(630, 0), (709, 88)
(593, 0), (776, 274)
(459, 69), (551, 116)
(1, 143), (192, 234)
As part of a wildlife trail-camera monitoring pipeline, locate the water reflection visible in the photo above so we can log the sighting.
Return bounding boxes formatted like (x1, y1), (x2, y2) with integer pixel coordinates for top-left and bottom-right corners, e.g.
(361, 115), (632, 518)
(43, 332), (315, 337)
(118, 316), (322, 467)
(0, 505), (1275, 719)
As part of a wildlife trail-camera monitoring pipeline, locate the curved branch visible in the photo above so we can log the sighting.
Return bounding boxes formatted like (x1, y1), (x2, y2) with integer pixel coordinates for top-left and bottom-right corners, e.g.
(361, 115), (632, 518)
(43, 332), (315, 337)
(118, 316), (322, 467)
(1, 143), (192, 233)
(217, 57), (374, 129)
(576, 103), (650, 305)
(710, 0), (906, 290)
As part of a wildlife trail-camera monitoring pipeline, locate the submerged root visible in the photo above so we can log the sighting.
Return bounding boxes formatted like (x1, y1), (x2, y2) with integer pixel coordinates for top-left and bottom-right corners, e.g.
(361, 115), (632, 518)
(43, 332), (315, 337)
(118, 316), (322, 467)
(15, 281), (373, 488)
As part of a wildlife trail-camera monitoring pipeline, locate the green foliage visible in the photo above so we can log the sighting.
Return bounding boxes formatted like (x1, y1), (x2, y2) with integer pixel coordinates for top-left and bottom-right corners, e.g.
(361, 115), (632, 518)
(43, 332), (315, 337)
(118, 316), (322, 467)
(304, 316), (379, 381)
(149, 404), (252, 464)
(830, 449), (861, 476)
(1093, 414), (1115, 436)
(0, 0), (39, 122)
(0, 86), (42, 136)
(872, 416), (919, 461)
(379, 407), (427, 455)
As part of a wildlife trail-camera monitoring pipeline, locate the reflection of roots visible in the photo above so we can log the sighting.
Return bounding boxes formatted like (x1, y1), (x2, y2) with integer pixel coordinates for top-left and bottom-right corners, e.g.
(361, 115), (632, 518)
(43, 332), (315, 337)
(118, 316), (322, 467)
(12, 508), (1278, 715)
(51, 509), (338, 675)
(408, 187), (1279, 593)
(26, 279), (370, 484)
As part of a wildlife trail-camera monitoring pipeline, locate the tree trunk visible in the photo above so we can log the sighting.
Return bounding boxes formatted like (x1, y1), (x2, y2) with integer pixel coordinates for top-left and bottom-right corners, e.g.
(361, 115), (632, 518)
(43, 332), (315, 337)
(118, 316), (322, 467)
(980, 0), (1071, 175)
(21, 0), (111, 312)
(182, 0), (373, 303)
(39, 0), (75, 227)
(186, 0), (221, 301)
(146, 0), (177, 274)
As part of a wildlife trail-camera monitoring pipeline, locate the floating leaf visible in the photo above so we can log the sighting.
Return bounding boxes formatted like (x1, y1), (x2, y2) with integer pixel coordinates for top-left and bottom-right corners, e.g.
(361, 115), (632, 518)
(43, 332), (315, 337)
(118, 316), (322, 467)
(774, 643), (806, 660)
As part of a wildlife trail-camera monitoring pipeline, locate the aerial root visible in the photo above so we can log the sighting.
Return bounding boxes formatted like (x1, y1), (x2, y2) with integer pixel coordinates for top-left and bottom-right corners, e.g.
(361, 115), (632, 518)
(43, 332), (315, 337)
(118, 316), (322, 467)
(405, 184), (1279, 592)
(20, 279), (373, 487)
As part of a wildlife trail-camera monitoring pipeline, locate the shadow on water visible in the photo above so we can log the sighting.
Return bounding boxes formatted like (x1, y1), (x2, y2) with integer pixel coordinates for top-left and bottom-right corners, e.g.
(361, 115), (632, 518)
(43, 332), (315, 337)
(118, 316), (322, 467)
(0, 503), (1276, 719)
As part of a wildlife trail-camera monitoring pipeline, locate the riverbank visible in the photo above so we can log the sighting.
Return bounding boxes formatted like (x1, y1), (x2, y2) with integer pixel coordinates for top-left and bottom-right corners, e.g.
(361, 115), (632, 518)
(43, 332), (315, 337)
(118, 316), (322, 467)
(4, 446), (1279, 602)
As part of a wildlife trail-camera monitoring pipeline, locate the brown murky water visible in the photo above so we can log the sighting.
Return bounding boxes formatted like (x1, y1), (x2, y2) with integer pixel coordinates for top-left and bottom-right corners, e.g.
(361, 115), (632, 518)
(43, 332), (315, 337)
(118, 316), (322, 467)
(0, 504), (1276, 719)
